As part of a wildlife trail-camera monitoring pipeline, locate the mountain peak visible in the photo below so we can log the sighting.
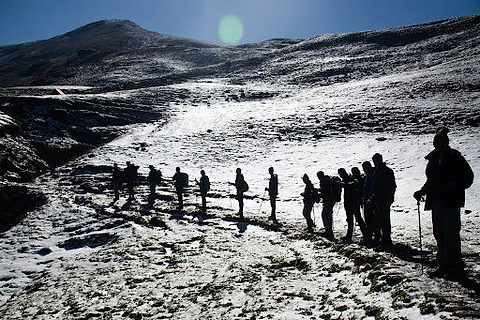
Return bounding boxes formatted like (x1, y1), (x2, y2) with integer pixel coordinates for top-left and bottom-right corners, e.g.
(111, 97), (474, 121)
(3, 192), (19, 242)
(62, 19), (155, 41)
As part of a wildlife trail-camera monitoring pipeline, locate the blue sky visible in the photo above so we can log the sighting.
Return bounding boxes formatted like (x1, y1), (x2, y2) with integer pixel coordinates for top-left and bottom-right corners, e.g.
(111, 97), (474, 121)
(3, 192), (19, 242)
(0, 0), (479, 46)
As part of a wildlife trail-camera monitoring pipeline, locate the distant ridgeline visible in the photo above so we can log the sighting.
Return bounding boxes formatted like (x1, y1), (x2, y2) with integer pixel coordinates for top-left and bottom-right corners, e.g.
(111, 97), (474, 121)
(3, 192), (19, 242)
(0, 15), (478, 88)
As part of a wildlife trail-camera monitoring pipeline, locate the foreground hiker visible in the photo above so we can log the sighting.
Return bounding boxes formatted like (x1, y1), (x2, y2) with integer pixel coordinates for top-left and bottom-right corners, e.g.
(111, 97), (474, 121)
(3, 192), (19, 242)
(414, 127), (474, 279)
(265, 167), (279, 221)
(301, 174), (317, 233)
(196, 170), (210, 212)
(372, 153), (396, 251)
(173, 167), (189, 210)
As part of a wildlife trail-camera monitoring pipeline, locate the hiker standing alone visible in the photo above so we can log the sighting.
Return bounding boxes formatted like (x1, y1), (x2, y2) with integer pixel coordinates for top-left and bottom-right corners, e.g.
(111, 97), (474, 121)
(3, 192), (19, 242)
(230, 168), (248, 219)
(301, 174), (317, 233)
(372, 153), (396, 251)
(266, 167), (279, 221)
(196, 170), (210, 212)
(173, 167), (188, 210)
(414, 127), (474, 278)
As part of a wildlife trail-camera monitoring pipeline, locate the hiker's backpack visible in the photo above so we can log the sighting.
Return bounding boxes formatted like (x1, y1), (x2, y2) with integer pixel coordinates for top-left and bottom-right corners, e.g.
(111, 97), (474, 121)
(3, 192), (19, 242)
(331, 176), (342, 202)
(241, 180), (249, 193)
(154, 170), (162, 184)
(179, 172), (189, 188)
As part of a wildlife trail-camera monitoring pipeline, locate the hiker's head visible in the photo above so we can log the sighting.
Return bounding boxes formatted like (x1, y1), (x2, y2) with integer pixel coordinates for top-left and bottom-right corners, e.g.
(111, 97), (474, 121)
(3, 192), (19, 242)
(176, 167), (180, 173)
(268, 167), (274, 175)
(200, 170), (205, 176)
(362, 161), (373, 174)
(302, 173), (310, 184)
(372, 153), (383, 167)
(149, 165), (154, 170)
(433, 127), (449, 151)
(351, 167), (361, 178)
(126, 161), (131, 166)
(338, 168), (348, 180)
(236, 168), (242, 175)
(114, 163), (118, 169)
(317, 171), (325, 180)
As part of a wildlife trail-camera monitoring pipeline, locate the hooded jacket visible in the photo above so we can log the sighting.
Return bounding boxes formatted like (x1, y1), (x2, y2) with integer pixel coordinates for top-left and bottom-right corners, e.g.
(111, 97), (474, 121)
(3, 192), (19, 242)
(420, 147), (474, 210)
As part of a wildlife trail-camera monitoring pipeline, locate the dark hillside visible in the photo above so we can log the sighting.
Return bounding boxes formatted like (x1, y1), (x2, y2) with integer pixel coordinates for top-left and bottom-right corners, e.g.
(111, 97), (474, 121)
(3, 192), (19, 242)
(0, 20), (230, 87)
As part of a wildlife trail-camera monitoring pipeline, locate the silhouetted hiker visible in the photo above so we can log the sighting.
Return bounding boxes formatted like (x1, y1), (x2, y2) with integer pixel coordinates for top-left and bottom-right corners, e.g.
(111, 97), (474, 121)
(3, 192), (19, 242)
(372, 153), (396, 251)
(112, 163), (122, 201)
(195, 170), (210, 212)
(317, 171), (340, 239)
(229, 168), (248, 219)
(301, 174), (317, 233)
(362, 161), (381, 245)
(172, 167), (188, 210)
(338, 168), (368, 244)
(125, 161), (139, 201)
(413, 127), (474, 279)
(148, 165), (162, 201)
(351, 167), (365, 201)
(265, 167), (278, 221)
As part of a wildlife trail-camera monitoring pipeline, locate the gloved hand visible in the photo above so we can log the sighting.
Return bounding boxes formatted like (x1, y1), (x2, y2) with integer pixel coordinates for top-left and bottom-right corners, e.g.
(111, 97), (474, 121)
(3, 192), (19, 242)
(413, 190), (423, 202)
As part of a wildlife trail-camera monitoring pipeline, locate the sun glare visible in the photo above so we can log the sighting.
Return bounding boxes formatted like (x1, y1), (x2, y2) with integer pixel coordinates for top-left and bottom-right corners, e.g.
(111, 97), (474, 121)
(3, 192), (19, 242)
(218, 14), (243, 45)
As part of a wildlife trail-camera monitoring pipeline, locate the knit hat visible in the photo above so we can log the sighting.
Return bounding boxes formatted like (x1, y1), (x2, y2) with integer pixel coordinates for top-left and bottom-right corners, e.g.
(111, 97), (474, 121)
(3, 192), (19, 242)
(433, 127), (449, 146)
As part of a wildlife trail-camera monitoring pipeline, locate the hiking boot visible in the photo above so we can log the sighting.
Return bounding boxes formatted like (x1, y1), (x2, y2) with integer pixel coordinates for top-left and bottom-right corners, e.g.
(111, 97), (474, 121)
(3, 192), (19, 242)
(340, 236), (353, 244)
(427, 266), (446, 278)
(321, 231), (335, 240)
(359, 238), (372, 246)
(374, 242), (393, 252)
(444, 266), (466, 281)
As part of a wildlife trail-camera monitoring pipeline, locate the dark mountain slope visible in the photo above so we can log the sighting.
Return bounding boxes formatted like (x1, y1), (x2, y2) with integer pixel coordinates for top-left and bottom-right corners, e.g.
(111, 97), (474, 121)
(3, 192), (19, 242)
(1, 15), (479, 90)
(0, 20), (233, 87)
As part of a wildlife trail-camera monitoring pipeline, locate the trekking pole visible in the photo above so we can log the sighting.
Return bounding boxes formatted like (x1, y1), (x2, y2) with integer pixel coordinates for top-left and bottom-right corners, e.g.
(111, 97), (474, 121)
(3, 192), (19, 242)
(312, 204), (316, 225)
(258, 189), (267, 214)
(417, 200), (424, 274)
(191, 187), (197, 209)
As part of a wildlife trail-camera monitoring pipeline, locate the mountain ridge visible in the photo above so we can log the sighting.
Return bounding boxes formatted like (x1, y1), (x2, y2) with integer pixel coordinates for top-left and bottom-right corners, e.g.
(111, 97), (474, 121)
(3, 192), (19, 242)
(0, 15), (479, 88)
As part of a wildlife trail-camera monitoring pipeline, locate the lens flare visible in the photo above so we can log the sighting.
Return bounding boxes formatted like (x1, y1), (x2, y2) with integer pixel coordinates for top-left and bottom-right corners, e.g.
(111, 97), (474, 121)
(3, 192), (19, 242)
(218, 14), (243, 45)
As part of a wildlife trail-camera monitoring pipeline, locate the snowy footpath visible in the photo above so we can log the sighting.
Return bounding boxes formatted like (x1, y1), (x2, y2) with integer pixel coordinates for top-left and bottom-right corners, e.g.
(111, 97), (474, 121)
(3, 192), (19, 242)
(1, 80), (479, 319)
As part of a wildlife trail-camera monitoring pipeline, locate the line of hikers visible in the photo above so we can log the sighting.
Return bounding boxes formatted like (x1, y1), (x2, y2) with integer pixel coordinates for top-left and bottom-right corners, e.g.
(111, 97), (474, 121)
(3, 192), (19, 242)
(111, 127), (473, 279)
(112, 162), (210, 212)
(300, 152), (396, 253)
